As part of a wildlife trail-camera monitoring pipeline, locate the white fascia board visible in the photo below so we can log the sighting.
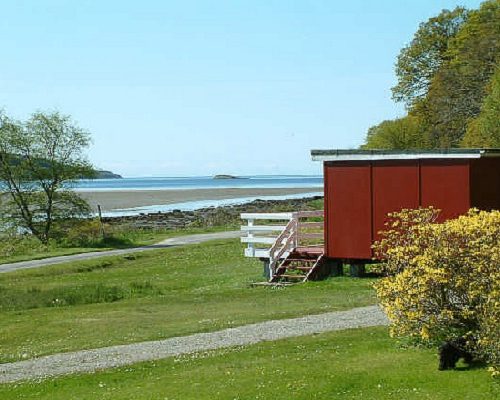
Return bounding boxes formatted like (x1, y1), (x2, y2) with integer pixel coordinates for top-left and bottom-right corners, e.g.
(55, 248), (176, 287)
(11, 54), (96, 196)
(311, 152), (484, 162)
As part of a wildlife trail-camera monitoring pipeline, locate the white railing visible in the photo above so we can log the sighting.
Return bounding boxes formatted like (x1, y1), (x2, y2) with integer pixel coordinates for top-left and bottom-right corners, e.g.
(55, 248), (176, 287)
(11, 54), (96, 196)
(240, 211), (324, 279)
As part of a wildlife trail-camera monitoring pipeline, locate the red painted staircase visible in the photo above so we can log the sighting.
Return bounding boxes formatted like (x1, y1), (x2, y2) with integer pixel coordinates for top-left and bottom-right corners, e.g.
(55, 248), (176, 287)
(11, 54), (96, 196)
(270, 246), (326, 283)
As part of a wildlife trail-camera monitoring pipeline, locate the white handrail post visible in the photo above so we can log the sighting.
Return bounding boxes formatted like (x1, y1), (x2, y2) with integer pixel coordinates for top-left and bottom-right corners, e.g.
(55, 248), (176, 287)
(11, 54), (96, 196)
(247, 218), (254, 257)
(293, 213), (299, 249)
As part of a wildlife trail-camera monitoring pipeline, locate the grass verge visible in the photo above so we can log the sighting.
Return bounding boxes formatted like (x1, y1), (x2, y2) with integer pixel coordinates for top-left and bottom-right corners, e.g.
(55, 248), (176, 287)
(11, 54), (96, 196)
(0, 239), (376, 363)
(0, 225), (232, 265)
(0, 326), (496, 399)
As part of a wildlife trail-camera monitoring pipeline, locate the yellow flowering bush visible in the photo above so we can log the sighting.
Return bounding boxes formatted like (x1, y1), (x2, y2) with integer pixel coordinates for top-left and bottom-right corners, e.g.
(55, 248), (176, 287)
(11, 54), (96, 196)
(373, 208), (500, 370)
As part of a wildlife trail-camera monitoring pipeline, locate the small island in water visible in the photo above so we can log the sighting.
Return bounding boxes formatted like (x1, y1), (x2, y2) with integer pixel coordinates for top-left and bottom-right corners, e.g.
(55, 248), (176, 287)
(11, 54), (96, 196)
(213, 174), (247, 180)
(96, 170), (123, 179)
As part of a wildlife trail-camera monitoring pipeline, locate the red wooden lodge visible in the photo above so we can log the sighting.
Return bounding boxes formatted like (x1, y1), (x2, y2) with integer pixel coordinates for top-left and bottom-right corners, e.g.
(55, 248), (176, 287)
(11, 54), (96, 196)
(241, 149), (500, 282)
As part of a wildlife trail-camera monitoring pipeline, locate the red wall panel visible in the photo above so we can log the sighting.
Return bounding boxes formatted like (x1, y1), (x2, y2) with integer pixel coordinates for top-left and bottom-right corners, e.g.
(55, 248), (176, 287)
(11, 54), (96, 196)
(322, 158), (485, 261)
(372, 161), (419, 242)
(325, 162), (372, 259)
(420, 160), (470, 221)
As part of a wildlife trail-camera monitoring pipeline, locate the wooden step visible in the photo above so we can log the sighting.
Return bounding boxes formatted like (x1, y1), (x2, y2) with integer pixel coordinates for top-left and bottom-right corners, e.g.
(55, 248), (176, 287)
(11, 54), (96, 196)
(287, 256), (319, 262)
(295, 246), (323, 253)
(275, 266), (311, 274)
(278, 274), (306, 280)
(286, 266), (312, 271)
(282, 259), (316, 265)
(291, 251), (323, 257)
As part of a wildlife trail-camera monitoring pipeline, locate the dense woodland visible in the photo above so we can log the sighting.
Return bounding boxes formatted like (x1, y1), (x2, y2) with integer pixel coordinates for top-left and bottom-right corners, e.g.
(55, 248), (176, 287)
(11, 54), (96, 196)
(363, 0), (500, 149)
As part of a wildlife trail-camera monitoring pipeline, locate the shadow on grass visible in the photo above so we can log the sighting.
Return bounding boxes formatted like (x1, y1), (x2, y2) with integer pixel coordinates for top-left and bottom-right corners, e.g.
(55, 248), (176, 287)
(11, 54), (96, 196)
(58, 236), (136, 250)
(359, 272), (383, 278)
(453, 360), (488, 371)
(92, 236), (135, 249)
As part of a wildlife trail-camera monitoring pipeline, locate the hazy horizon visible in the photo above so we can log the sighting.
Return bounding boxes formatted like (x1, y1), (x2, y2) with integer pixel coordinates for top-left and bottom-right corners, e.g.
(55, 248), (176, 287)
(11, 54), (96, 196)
(94, 172), (323, 178)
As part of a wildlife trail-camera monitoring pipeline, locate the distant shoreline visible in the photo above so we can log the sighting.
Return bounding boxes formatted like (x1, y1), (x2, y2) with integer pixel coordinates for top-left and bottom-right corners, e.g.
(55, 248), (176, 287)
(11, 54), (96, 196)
(79, 187), (323, 211)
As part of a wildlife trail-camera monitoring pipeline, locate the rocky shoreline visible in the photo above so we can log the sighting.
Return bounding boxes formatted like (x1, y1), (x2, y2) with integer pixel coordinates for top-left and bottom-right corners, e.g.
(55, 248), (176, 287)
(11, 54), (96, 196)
(102, 196), (323, 230)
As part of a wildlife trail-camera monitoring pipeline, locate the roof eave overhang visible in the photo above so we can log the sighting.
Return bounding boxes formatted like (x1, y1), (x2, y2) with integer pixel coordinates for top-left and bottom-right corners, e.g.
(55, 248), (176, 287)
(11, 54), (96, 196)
(311, 149), (500, 162)
(312, 153), (483, 162)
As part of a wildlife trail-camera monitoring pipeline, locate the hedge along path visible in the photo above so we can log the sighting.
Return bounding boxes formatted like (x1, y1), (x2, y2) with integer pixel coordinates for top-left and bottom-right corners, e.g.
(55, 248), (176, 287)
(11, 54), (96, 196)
(0, 305), (388, 383)
(0, 231), (243, 273)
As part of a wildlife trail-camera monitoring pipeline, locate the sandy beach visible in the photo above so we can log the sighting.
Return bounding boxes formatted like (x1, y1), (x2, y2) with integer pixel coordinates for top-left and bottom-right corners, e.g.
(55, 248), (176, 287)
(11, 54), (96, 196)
(79, 187), (323, 211)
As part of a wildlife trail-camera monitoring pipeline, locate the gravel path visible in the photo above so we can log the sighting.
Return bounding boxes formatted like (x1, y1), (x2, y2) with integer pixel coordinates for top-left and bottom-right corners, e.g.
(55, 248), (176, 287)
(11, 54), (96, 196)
(0, 305), (388, 384)
(0, 231), (243, 274)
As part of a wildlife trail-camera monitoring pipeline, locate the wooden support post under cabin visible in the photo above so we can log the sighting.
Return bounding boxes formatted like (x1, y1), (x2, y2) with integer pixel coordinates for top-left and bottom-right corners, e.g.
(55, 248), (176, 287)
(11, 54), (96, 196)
(260, 258), (271, 280)
(325, 259), (344, 277)
(349, 263), (365, 277)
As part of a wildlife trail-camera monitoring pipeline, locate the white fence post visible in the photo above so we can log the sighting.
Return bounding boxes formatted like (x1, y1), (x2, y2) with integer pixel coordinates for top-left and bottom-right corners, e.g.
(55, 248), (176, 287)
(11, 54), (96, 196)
(247, 218), (254, 257)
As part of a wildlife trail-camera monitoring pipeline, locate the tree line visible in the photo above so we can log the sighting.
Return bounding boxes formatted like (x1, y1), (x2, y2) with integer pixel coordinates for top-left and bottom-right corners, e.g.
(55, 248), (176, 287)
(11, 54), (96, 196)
(363, 0), (500, 149)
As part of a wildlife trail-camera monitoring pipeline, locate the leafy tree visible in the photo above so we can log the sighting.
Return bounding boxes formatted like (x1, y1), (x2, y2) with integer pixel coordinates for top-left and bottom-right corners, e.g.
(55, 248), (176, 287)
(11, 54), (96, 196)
(365, 1), (499, 150)
(416, 0), (500, 147)
(461, 66), (500, 147)
(391, 7), (469, 108)
(361, 115), (430, 150)
(0, 111), (95, 244)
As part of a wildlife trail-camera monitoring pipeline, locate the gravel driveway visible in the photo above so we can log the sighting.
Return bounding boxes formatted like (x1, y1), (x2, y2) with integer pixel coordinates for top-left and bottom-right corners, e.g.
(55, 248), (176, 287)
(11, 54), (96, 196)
(0, 305), (388, 384)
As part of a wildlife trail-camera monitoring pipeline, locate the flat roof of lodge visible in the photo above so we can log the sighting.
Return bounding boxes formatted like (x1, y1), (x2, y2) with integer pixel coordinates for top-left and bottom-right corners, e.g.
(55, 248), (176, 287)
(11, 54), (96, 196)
(311, 148), (500, 162)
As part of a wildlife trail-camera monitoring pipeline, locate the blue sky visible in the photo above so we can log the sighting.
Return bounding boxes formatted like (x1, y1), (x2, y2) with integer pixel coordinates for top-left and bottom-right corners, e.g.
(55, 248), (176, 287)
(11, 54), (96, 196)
(1, 0), (483, 177)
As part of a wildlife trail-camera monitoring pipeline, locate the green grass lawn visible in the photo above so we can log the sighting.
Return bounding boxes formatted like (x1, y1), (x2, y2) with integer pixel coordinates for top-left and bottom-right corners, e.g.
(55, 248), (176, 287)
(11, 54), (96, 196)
(0, 239), (376, 363)
(0, 326), (496, 399)
(0, 225), (233, 265)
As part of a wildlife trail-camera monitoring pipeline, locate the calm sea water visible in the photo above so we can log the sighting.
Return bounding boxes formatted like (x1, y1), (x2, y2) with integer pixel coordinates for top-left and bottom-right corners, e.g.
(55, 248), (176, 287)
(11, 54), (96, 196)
(75, 175), (323, 217)
(75, 175), (323, 191)
(102, 191), (323, 217)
